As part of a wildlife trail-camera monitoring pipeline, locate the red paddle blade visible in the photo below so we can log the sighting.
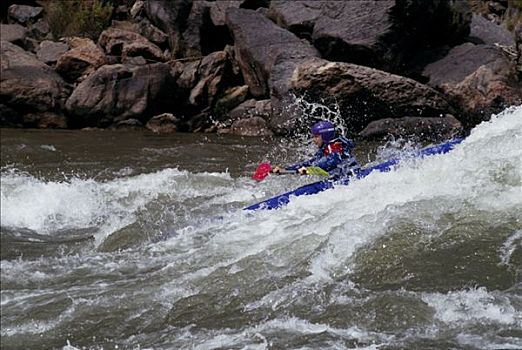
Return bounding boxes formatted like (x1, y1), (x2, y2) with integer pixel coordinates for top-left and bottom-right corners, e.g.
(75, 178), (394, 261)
(252, 162), (272, 181)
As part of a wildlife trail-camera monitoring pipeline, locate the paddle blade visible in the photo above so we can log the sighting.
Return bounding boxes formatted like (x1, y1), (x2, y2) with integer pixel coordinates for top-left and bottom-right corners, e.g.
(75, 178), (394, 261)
(306, 166), (329, 177)
(252, 162), (272, 181)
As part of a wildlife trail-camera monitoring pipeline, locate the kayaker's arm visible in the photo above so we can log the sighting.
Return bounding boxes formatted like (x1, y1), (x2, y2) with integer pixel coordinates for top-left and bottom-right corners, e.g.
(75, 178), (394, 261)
(313, 153), (343, 172)
(284, 157), (315, 172)
(271, 166), (284, 174)
(271, 166), (298, 175)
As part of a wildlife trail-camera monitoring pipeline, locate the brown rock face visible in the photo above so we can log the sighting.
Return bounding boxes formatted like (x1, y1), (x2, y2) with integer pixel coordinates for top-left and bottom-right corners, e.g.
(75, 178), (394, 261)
(146, 113), (178, 134)
(268, 0), (471, 72)
(230, 116), (273, 136)
(271, 57), (453, 133)
(143, 0), (192, 58)
(424, 43), (522, 124)
(226, 8), (318, 98)
(1, 24), (28, 45)
(1, 40), (67, 113)
(65, 63), (173, 127)
(98, 28), (166, 62)
(55, 38), (107, 82)
(36, 40), (69, 64)
(359, 115), (463, 141)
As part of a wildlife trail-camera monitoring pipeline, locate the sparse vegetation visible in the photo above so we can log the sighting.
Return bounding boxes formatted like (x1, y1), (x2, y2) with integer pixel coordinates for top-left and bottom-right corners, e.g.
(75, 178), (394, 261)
(506, 0), (522, 30)
(42, 0), (114, 40)
(510, 0), (522, 11)
(468, 0), (521, 31)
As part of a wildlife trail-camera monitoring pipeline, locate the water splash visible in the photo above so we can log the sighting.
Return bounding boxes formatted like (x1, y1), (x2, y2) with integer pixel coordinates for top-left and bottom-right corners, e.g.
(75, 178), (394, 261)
(1, 106), (521, 349)
(0, 168), (254, 244)
(292, 95), (348, 137)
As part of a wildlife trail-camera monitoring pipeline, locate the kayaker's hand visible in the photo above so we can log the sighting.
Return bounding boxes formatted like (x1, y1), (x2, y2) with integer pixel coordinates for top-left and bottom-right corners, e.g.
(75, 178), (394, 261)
(298, 167), (308, 175)
(271, 166), (283, 174)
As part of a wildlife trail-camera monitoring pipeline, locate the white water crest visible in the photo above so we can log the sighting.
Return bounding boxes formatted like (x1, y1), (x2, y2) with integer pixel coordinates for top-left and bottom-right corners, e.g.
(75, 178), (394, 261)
(0, 168), (268, 243)
(1, 106), (521, 349)
(422, 287), (520, 326)
(249, 105), (522, 282)
(2, 107), (517, 245)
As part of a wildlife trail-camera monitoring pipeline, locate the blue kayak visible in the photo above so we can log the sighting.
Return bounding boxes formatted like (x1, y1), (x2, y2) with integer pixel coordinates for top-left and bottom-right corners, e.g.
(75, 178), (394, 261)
(244, 138), (463, 211)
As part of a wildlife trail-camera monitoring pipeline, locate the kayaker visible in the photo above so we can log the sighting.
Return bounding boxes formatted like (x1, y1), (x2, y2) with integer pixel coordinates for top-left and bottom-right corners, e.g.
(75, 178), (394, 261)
(272, 120), (359, 179)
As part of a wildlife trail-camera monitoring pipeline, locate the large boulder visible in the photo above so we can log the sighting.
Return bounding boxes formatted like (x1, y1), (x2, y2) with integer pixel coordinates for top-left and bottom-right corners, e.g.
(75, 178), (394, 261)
(98, 28), (166, 62)
(7, 4), (43, 24)
(423, 43), (506, 86)
(267, 0), (471, 72)
(269, 55), (315, 132)
(176, 59), (201, 90)
(210, 1), (241, 26)
(0, 24), (28, 45)
(469, 13), (514, 46)
(188, 50), (237, 108)
(169, 48), (243, 127)
(28, 18), (51, 41)
(145, 113), (179, 133)
(0, 41), (67, 114)
(111, 20), (169, 48)
(183, 0), (240, 56)
(230, 116), (273, 136)
(65, 63), (173, 127)
(267, 0), (322, 39)
(210, 0), (270, 26)
(182, 0), (212, 57)
(359, 115), (463, 141)
(55, 37), (107, 82)
(270, 57), (453, 133)
(441, 64), (521, 125)
(22, 112), (67, 129)
(36, 40), (69, 65)
(143, 0), (192, 58)
(423, 43), (522, 124)
(226, 8), (318, 98)
(228, 98), (271, 121)
(172, 50), (245, 131)
(213, 85), (250, 119)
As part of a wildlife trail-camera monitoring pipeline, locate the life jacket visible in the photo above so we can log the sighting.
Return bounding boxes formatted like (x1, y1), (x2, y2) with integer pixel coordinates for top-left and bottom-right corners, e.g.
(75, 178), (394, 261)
(285, 136), (359, 178)
(320, 136), (355, 159)
(319, 136), (359, 178)
(324, 141), (344, 156)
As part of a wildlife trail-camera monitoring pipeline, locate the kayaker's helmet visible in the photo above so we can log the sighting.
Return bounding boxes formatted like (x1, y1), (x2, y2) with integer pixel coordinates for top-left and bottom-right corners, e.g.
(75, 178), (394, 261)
(311, 120), (336, 143)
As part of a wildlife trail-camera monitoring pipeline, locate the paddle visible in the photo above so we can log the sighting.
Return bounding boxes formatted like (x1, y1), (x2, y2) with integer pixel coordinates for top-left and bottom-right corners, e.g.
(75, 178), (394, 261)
(252, 162), (329, 181)
(305, 166), (330, 177)
(252, 162), (273, 181)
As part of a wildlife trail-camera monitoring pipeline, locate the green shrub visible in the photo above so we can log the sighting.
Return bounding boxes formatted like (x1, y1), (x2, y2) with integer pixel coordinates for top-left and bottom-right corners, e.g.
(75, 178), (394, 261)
(506, 0), (522, 31)
(467, 0), (521, 32)
(43, 0), (113, 40)
(510, 0), (522, 11)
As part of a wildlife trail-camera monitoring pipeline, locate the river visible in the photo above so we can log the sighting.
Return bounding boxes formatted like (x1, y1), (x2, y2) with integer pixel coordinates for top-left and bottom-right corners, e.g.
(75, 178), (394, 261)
(1, 106), (521, 349)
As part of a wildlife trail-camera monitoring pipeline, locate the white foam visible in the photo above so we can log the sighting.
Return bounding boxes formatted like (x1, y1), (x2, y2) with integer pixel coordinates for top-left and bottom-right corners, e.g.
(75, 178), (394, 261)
(0, 168), (255, 243)
(278, 106), (522, 279)
(1, 294), (77, 337)
(456, 333), (522, 350)
(146, 106), (522, 288)
(499, 229), (522, 266)
(187, 317), (390, 350)
(422, 287), (520, 326)
(62, 340), (81, 350)
(40, 145), (57, 152)
(1, 106), (521, 348)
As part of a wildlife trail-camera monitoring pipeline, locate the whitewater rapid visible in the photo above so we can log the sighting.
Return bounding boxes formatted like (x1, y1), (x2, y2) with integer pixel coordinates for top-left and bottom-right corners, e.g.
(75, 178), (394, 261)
(1, 106), (521, 349)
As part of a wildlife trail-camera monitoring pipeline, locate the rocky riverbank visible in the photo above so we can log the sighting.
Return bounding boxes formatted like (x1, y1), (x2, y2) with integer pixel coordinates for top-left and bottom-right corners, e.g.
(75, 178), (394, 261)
(1, 0), (521, 141)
